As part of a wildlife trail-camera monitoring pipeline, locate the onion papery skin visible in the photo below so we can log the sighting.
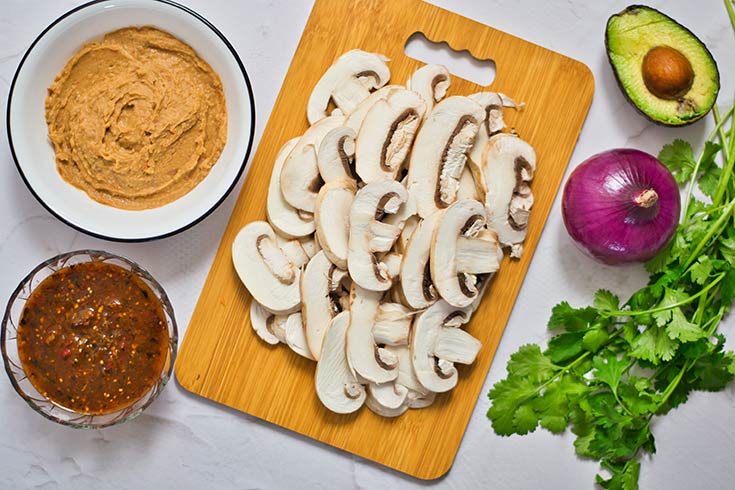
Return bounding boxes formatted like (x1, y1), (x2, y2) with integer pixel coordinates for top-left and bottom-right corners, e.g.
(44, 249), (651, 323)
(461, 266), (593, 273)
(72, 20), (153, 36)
(562, 149), (681, 265)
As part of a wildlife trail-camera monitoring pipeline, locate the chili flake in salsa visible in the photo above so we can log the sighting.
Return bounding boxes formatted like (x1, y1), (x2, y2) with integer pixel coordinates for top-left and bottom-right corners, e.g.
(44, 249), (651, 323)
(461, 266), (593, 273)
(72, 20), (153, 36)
(17, 261), (169, 414)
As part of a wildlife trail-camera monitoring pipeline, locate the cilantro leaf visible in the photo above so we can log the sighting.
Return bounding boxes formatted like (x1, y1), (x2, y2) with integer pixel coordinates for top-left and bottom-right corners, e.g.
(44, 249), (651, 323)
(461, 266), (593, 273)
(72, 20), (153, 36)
(592, 352), (629, 393)
(658, 139), (695, 184)
(506, 344), (557, 382)
(546, 332), (585, 364)
(666, 309), (705, 342)
(548, 301), (598, 331)
(487, 375), (541, 436)
(699, 165), (722, 199)
(595, 289), (620, 310)
(630, 326), (678, 364)
(689, 255), (713, 285)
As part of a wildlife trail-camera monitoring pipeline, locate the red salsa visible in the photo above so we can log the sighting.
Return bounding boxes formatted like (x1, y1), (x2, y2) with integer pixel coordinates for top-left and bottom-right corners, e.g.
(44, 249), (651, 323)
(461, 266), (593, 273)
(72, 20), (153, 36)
(17, 261), (169, 414)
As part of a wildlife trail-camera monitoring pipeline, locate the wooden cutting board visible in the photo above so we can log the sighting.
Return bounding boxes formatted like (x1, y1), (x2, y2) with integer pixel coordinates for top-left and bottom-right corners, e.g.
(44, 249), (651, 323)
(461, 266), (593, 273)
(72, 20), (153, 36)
(175, 0), (593, 479)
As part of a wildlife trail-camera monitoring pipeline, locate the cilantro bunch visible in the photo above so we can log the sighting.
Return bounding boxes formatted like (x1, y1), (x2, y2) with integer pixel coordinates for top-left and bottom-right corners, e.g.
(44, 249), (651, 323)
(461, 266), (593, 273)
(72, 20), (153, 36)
(487, 51), (735, 490)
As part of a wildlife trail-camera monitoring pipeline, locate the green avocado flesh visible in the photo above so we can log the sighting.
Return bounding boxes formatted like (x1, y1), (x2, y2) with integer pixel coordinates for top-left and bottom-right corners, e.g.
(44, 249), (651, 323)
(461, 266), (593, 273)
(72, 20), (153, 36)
(606, 5), (719, 126)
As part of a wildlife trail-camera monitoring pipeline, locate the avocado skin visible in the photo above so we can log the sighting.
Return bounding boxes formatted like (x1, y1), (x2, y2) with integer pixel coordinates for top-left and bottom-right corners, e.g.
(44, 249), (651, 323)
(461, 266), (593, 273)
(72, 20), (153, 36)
(605, 4), (720, 127)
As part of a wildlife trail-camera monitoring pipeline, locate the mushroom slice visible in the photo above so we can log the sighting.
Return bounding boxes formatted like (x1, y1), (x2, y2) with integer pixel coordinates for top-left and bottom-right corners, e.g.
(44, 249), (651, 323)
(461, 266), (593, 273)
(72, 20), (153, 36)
(384, 190), (418, 254)
(315, 179), (357, 269)
(400, 211), (442, 310)
(456, 165), (482, 202)
(366, 381), (409, 417)
(267, 138), (315, 238)
(456, 233), (502, 275)
(249, 300), (288, 345)
(284, 312), (315, 360)
(431, 199), (499, 308)
(345, 85), (403, 133)
(317, 127), (357, 183)
(307, 49), (390, 125)
(302, 251), (351, 360)
(407, 390), (436, 409)
(467, 92), (522, 197)
(299, 235), (321, 259)
(275, 235), (311, 268)
(315, 312), (366, 414)
(348, 180), (409, 291)
(407, 96), (484, 218)
(365, 389), (409, 418)
(407, 64), (451, 110)
(411, 300), (481, 393)
(346, 285), (399, 384)
(232, 221), (301, 314)
(482, 133), (536, 258)
(280, 114), (345, 212)
(386, 345), (436, 408)
(372, 302), (412, 346)
(355, 89), (427, 183)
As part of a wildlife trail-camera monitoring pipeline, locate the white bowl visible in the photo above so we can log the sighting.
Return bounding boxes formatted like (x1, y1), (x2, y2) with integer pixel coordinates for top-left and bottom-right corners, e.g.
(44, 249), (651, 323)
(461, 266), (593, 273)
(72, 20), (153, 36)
(7, 0), (255, 241)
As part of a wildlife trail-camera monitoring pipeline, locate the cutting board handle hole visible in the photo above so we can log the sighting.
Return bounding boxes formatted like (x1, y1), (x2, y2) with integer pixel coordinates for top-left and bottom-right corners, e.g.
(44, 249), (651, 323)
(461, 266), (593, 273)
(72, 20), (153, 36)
(404, 32), (495, 87)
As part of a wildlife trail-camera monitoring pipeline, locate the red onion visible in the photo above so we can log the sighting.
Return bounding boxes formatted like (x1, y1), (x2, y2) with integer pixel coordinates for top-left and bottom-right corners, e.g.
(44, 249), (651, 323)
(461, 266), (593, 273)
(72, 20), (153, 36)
(562, 149), (680, 265)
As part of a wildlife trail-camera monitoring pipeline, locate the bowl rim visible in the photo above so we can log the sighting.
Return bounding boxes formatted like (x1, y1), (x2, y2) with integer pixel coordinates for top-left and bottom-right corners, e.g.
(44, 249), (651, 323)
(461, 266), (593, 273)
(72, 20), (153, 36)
(5, 0), (256, 242)
(1, 249), (179, 428)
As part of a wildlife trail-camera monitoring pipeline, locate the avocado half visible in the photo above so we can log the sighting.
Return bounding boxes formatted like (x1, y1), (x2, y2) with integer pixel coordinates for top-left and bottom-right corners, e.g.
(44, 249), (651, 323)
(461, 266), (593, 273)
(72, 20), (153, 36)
(606, 5), (720, 126)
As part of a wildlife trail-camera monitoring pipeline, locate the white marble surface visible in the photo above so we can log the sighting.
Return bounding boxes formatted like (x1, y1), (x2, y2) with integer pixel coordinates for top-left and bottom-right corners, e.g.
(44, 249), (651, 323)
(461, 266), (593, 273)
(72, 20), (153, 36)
(1, 0), (734, 488)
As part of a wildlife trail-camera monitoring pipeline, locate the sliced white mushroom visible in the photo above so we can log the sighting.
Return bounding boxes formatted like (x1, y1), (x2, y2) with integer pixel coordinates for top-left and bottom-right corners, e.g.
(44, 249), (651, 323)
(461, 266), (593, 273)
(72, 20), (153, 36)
(384, 190), (418, 254)
(386, 344), (436, 408)
(431, 199), (500, 308)
(355, 89), (427, 183)
(411, 300), (480, 393)
(372, 302), (412, 346)
(284, 312), (315, 360)
(275, 235), (311, 268)
(307, 49), (390, 124)
(302, 251), (350, 360)
(467, 92), (522, 197)
(314, 179), (357, 269)
(380, 252), (403, 285)
(346, 285), (399, 384)
(232, 221), (301, 314)
(315, 311), (366, 414)
(456, 234), (502, 274)
(299, 235), (321, 258)
(407, 390), (436, 409)
(249, 300), (288, 345)
(456, 165), (482, 202)
(407, 96), (484, 218)
(267, 138), (315, 238)
(366, 381), (409, 417)
(365, 389), (409, 418)
(347, 180), (408, 291)
(317, 127), (357, 183)
(396, 215), (420, 254)
(482, 133), (536, 258)
(400, 211), (442, 310)
(345, 85), (403, 133)
(280, 113), (345, 212)
(407, 64), (450, 110)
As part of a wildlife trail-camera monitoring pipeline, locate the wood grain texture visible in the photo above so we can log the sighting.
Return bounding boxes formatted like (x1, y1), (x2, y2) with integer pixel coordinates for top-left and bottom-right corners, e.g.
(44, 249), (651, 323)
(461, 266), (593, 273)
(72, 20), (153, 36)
(175, 0), (593, 479)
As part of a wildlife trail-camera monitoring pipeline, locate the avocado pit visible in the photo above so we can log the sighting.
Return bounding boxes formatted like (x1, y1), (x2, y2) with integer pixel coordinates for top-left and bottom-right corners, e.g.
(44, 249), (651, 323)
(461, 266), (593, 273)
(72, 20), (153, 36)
(642, 46), (694, 100)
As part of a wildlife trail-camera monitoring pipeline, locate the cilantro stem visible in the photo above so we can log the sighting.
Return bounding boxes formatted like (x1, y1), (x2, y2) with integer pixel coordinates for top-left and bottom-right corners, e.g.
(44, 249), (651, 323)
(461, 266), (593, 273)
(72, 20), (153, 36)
(708, 105), (733, 143)
(602, 272), (726, 318)
(725, 0), (735, 33)
(655, 358), (693, 411)
(683, 199), (735, 269)
(712, 107), (735, 205)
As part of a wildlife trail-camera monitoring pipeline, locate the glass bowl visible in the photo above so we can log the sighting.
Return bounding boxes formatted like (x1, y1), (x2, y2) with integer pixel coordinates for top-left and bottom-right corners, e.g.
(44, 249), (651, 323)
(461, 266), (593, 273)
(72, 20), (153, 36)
(1, 250), (178, 428)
